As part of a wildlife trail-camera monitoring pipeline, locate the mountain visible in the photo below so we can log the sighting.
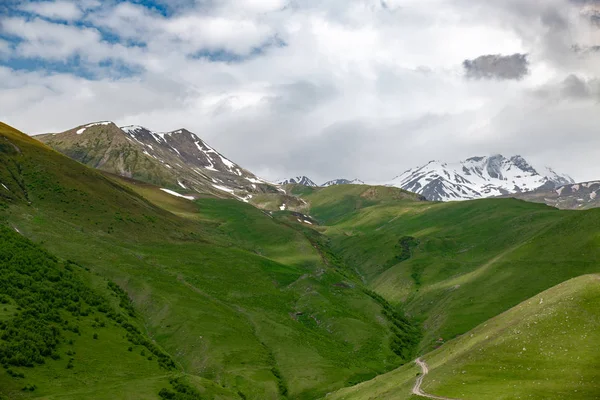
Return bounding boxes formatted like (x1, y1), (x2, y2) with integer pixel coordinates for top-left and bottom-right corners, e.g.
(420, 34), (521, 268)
(2, 121), (417, 399)
(279, 177), (366, 187)
(36, 122), (279, 201)
(504, 180), (600, 210)
(6, 117), (600, 399)
(278, 175), (317, 186)
(322, 178), (365, 186)
(387, 154), (574, 201)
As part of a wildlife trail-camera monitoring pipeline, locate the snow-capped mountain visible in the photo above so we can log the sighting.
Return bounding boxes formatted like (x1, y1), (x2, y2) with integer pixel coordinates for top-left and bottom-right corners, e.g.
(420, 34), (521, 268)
(37, 122), (279, 201)
(279, 176), (318, 187)
(387, 154), (574, 202)
(279, 176), (366, 187)
(322, 178), (365, 186)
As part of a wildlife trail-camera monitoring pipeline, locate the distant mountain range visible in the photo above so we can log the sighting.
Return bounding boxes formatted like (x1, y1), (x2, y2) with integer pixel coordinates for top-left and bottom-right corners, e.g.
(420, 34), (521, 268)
(279, 155), (574, 203)
(38, 124), (580, 208)
(385, 155), (574, 201)
(278, 176), (365, 187)
(322, 178), (365, 187)
(37, 122), (280, 201)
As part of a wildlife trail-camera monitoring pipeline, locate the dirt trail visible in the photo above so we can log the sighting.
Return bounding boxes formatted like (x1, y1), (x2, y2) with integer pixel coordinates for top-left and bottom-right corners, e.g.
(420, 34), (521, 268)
(413, 358), (460, 400)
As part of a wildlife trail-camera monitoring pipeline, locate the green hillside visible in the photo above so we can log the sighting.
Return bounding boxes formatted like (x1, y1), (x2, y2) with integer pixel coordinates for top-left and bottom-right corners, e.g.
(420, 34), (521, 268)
(0, 223), (230, 399)
(303, 185), (600, 351)
(3, 120), (600, 399)
(327, 274), (600, 400)
(0, 122), (418, 399)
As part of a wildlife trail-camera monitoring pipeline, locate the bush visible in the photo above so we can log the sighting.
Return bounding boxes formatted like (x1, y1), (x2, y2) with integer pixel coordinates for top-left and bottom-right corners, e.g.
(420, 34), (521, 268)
(158, 378), (203, 400)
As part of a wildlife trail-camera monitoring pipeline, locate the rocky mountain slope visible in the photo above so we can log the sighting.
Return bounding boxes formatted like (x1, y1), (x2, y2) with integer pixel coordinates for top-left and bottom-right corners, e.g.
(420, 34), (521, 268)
(504, 180), (600, 210)
(386, 154), (574, 201)
(1, 120), (418, 399)
(37, 122), (279, 201)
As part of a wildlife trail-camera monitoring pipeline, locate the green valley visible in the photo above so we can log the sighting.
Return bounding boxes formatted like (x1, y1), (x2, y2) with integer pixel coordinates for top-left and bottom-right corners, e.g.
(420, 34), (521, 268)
(327, 274), (600, 400)
(1, 121), (599, 399)
(0, 122), (418, 399)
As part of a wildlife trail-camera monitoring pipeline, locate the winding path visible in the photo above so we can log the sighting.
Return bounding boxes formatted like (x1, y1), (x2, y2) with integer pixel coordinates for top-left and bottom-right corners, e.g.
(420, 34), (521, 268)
(412, 358), (460, 400)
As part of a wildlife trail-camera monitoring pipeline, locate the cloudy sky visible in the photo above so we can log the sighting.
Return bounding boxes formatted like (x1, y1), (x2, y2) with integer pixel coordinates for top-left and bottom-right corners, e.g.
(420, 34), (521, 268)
(1, 0), (600, 183)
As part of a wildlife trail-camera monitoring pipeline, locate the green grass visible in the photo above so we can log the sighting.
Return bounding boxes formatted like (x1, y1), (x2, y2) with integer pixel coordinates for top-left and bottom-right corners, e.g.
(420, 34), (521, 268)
(303, 186), (600, 353)
(0, 122), (418, 399)
(5, 119), (600, 399)
(0, 225), (179, 399)
(328, 274), (600, 399)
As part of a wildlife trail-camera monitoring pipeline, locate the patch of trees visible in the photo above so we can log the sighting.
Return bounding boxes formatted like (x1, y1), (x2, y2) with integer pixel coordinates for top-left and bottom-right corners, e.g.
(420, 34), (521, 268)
(0, 225), (176, 375)
(122, 321), (176, 370)
(363, 289), (421, 361)
(0, 226), (106, 368)
(158, 378), (203, 399)
(395, 236), (419, 264)
(380, 235), (421, 277)
(108, 281), (136, 317)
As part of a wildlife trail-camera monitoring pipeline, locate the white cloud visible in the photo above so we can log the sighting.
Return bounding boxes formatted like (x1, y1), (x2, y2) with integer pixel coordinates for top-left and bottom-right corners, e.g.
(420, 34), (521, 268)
(1, 17), (147, 67)
(2, 0), (600, 183)
(87, 2), (277, 56)
(163, 16), (274, 55)
(19, 0), (83, 21)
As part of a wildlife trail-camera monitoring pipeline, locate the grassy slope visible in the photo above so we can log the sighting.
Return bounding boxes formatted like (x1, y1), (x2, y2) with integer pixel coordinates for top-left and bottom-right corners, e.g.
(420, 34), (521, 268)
(327, 274), (600, 400)
(304, 185), (600, 351)
(0, 225), (172, 400)
(0, 122), (411, 399)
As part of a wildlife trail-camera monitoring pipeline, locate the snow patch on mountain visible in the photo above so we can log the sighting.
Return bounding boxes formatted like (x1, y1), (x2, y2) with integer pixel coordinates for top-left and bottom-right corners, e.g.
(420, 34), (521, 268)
(76, 121), (112, 135)
(160, 188), (195, 200)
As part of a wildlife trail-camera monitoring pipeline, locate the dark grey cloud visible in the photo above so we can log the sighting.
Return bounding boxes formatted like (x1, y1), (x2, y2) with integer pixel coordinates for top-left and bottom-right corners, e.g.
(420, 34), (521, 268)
(463, 54), (529, 80)
(560, 75), (598, 98)
(533, 74), (600, 100)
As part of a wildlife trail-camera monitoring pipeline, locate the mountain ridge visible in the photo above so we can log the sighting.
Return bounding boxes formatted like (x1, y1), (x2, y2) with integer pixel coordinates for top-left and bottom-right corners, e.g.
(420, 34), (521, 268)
(278, 176), (318, 186)
(3, 119), (600, 399)
(322, 178), (365, 187)
(36, 121), (279, 202)
(503, 179), (600, 210)
(385, 154), (574, 201)
(279, 176), (365, 187)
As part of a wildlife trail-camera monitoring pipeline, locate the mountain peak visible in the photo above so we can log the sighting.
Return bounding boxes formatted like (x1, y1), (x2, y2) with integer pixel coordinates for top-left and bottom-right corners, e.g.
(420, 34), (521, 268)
(38, 122), (279, 202)
(322, 178), (365, 187)
(278, 176), (318, 187)
(74, 121), (115, 135)
(120, 124), (147, 132)
(387, 154), (572, 202)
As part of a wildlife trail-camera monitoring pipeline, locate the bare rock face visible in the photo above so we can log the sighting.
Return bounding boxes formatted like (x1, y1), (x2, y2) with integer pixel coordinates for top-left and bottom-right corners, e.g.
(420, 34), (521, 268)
(503, 181), (600, 210)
